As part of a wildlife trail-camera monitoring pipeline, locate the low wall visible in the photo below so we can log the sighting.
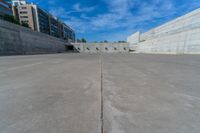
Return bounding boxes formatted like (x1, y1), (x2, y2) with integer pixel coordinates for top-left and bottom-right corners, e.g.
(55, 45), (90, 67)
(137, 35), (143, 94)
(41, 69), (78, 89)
(0, 19), (66, 55)
(72, 43), (129, 53)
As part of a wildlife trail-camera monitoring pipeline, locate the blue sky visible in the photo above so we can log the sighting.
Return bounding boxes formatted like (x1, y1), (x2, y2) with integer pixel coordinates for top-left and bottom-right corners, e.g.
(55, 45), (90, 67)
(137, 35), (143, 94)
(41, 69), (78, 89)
(27, 0), (200, 42)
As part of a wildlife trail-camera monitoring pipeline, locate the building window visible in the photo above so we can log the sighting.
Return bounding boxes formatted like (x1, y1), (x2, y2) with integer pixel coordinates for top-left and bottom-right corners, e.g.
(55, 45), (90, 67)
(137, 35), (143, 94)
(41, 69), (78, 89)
(20, 11), (27, 14)
(21, 7), (27, 9)
(0, 8), (12, 15)
(14, 2), (19, 6)
(20, 16), (28, 18)
(0, 2), (10, 8)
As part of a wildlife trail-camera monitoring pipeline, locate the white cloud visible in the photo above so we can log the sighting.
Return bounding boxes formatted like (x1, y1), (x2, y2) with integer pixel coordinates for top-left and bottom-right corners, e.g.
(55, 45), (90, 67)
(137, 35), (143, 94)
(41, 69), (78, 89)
(105, 0), (134, 15)
(48, 0), (199, 41)
(50, 7), (66, 17)
(87, 0), (176, 31)
(49, 3), (96, 18)
(73, 3), (96, 12)
(48, 0), (55, 5)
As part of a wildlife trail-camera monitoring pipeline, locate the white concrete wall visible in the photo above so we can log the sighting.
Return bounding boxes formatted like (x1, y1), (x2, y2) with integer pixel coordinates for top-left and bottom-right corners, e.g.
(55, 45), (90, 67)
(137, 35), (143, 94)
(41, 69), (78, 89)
(127, 32), (140, 44)
(141, 8), (200, 41)
(127, 32), (140, 51)
(137, 28), (200, 54)
(128, 8), (200, 54)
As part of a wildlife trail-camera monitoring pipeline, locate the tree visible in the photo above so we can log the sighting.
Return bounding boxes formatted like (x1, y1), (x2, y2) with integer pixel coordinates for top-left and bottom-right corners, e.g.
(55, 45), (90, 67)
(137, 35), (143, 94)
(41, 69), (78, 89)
(3, 14), (20, 25)
(104, 40), (108, 43)
(118, 41), (127, 43)
(81, 38), (87, 43)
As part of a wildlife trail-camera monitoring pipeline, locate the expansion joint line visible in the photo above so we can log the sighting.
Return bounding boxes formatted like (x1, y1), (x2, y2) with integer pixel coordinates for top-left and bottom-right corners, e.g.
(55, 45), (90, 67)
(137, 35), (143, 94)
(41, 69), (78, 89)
(100, 53), (104, 133)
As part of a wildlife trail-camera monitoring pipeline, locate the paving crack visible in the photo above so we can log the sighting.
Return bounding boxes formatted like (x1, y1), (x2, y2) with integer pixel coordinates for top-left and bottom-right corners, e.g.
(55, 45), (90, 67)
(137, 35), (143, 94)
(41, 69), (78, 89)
(100, 53), (104, 133)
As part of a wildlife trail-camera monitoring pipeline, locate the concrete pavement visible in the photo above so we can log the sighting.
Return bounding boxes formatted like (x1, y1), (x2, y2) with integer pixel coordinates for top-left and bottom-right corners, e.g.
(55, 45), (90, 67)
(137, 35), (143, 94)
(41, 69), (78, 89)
(102, 54), (200, 133)
(0, 53), (200, 133)
(0, 54), (101, 133)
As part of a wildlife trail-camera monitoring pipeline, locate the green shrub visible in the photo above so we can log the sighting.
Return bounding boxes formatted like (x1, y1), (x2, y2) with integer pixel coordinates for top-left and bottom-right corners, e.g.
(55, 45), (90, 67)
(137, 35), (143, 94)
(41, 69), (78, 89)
(21, 22), (29, 28)
(3, 14), (20, 25)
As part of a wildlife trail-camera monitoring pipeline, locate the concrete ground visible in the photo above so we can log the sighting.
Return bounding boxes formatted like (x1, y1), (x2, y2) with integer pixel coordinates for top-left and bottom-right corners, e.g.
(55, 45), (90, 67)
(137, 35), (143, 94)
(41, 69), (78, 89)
(0, 53), (200, 133)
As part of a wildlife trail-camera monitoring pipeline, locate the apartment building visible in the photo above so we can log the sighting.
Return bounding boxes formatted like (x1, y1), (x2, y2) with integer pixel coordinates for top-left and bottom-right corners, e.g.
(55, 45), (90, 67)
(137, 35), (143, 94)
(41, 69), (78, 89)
(49, 15), (60, 38)
(0, 0), (12, 18)
(36, 7), (50, 34)
(61, 23), (75, 42)
(12, 0), (26, 6)
(14, 3), (49, 34)
(17, 4), (37, 30)
(11, 0), (76, 42)
(12, 0), (26, 20)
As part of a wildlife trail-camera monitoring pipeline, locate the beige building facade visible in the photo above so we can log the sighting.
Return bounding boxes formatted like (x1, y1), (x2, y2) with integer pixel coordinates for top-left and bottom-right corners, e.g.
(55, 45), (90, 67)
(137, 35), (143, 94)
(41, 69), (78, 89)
(17, 4), (37, 30)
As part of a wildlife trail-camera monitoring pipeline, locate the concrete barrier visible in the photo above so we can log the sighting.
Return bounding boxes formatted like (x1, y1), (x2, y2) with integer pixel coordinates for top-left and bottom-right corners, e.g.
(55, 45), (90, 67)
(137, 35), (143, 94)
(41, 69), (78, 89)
(0, 19), (66, 55)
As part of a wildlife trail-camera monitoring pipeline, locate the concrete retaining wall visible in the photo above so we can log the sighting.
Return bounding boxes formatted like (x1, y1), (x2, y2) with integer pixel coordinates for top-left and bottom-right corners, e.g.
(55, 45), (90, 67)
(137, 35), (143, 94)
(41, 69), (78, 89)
(137, 28), (200, 54)
(0, 19), (66, 55)
(128, 8), (200, 54)
(73, 43), (129, 53)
